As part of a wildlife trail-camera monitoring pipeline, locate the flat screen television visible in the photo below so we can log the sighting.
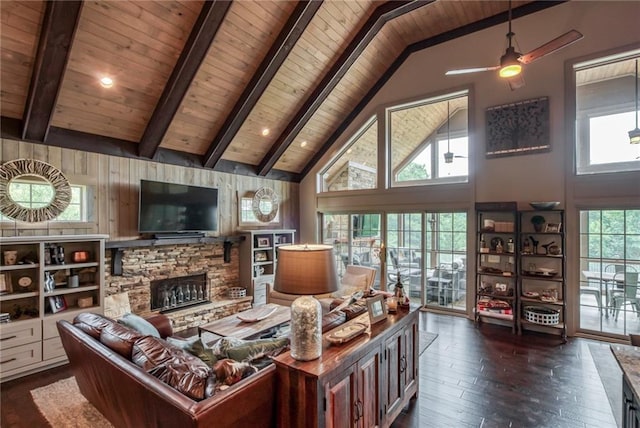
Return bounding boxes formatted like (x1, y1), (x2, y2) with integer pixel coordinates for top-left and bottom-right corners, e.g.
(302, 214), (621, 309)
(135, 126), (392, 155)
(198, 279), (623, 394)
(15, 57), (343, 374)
(138, 180), (218, 234)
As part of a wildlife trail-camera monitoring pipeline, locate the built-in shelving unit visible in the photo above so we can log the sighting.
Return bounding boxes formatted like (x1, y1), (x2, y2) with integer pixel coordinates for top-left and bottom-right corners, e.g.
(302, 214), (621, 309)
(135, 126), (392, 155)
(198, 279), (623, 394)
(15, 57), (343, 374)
(0, 235), (107, 381)
(474, 202), (518, 333)
(238, 229), (296, 307)
(517, 209), (566, 341)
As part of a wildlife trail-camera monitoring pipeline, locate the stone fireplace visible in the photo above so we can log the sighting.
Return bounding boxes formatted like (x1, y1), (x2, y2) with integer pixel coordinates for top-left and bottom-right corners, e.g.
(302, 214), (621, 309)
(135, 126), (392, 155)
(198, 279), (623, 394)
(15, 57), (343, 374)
(105, 241), (251, 332)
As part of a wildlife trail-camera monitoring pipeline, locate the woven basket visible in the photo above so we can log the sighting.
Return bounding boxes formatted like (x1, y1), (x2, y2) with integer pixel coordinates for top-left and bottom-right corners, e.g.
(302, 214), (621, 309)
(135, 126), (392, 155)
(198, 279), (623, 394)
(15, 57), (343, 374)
(228, 287), (246, 299)
(524, 306), (559, 325)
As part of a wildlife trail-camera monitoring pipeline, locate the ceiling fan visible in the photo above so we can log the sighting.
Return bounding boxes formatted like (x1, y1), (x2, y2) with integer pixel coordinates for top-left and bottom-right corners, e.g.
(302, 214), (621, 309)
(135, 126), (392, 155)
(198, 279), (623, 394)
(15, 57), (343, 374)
(443, 101), (466, 164)
(445, 0), (583, 90)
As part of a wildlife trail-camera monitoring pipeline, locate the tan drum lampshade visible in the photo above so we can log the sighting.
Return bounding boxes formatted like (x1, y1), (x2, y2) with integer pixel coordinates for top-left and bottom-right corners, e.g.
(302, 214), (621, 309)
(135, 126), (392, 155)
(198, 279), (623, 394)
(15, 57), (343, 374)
(273, 244), (339, 295)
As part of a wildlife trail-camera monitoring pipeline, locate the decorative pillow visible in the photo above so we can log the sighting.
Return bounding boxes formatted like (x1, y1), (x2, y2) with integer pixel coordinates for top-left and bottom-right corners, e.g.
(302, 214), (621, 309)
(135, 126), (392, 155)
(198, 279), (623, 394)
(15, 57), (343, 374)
(213, 359), (258, 386)
(118, 313), (161, 338)
(103, 292), (131, 320)
(167, 336), (217, 367)
(99, 322), (144, 359)
(225, 337), (290, 362)
(331, 272), (369, 298)
(73, 312), (116, 339)
(209, 337), (247, 359)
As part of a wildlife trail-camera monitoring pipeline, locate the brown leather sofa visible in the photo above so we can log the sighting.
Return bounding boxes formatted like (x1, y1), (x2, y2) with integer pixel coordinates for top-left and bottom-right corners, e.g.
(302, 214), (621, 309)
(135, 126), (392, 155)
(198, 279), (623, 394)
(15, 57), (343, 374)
(57, 313), (275, 428)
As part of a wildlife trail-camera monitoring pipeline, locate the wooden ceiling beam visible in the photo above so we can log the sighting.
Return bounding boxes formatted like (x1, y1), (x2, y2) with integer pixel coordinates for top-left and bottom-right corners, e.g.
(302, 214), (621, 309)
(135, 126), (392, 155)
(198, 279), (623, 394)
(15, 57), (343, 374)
(138, 0), (232, 160)
(1, 116), (299, 182)
(21, 1), (83, 142)
(256, 0), (431, 177)
(203, 0), (323, 169)
(299, 1), (563, 179)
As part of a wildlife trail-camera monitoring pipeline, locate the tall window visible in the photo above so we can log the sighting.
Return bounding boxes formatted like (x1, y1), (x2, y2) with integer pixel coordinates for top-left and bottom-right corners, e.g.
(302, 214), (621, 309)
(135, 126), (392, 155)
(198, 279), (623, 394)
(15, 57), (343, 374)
(322, 213), (382, 287)
(575, 50), (640, 174)
(320, 117), (377, 192)
(390, 91), (469, 186)
(579, 209), (640, 337)
(0, 180), (86, 222)
(424, 212), (467, 311)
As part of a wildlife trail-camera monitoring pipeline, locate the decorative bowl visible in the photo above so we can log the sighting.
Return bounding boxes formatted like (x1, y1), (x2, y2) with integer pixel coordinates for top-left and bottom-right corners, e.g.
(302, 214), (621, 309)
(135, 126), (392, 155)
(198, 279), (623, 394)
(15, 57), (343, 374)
(529, 201), (560, 210)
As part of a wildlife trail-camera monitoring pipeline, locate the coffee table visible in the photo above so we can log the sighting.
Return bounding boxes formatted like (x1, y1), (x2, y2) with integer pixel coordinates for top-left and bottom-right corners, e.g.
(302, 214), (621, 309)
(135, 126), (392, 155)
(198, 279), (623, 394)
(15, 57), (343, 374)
(198, 303), (291, 340)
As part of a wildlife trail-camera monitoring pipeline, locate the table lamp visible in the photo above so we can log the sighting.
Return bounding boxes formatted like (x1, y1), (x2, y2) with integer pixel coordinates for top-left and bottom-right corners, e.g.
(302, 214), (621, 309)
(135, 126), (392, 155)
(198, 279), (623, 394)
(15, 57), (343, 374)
(273, 244), (339, 361)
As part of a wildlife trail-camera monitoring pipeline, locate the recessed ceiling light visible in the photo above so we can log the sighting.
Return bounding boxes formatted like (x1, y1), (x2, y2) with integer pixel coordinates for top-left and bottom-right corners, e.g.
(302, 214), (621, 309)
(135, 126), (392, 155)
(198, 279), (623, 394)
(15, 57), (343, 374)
(261, 128), (270, 136)
(99, 77), (114, 88)
(347, 148), (353, 154)
(300, 140), (307, 148)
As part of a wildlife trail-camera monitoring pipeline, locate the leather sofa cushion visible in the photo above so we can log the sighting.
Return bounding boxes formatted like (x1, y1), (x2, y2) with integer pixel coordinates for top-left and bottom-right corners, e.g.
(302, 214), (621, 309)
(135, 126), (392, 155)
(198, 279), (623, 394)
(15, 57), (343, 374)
(322, 311), (347, 333)
(132, 336), (215, 400)
(74, 312), (116, 339)
(100, 322), (144, 359)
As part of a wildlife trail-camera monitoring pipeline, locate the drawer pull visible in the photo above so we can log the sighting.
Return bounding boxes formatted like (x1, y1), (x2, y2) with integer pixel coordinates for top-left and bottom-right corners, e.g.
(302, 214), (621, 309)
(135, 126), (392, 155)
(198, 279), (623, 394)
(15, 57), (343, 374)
(0, 335), (17, 341)
(1, 357), (17, 364)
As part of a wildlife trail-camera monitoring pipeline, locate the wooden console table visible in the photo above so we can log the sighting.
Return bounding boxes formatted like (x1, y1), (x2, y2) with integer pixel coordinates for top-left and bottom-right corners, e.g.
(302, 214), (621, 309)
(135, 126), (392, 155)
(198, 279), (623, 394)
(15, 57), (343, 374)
(274, 305), (419, 428)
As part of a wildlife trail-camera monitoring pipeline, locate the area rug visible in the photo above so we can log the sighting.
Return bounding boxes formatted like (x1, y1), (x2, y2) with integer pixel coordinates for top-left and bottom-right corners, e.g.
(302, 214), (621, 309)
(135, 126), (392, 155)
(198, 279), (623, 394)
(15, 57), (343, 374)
(419, 331), (438, 355)
(30, 376), (113, 428)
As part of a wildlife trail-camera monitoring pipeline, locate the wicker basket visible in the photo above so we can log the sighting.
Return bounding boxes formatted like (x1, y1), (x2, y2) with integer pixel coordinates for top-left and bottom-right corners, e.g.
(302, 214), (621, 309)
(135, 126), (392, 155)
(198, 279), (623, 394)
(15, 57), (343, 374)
(524, 306), (559, 325)
(228, 287), (247, 299)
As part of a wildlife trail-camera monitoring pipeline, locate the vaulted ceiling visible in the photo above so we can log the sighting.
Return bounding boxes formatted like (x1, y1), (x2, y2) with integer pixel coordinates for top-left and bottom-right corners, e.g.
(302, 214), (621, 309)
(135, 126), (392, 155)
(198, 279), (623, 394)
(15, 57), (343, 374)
(0, 0), (562, 182)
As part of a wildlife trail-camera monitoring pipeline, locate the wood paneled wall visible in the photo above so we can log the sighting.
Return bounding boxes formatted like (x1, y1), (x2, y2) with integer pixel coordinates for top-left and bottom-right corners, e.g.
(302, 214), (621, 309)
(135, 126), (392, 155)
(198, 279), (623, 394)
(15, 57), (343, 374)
(0, 138), (299, 240)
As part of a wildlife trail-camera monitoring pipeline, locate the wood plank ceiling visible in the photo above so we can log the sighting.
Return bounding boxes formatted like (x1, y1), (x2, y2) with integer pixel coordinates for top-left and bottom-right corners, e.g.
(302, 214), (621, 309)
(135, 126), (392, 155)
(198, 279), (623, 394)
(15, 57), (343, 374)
(1, 0), (566, 182)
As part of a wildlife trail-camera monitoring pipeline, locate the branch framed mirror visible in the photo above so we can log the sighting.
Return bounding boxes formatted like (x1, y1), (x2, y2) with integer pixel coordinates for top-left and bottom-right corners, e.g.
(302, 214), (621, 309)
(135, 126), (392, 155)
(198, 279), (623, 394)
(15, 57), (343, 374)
(0, 159), (72, 223)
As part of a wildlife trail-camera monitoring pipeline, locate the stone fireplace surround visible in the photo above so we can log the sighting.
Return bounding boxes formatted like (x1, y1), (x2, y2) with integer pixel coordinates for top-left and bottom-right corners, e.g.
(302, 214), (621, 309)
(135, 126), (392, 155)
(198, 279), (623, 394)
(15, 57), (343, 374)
(105, 241), (251, 332)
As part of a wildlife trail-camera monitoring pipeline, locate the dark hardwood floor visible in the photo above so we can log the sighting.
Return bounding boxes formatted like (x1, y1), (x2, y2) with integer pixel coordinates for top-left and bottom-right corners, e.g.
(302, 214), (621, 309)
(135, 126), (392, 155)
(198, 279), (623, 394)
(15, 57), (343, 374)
(1, 312), (618, 428)
(392, 311), (617, 428)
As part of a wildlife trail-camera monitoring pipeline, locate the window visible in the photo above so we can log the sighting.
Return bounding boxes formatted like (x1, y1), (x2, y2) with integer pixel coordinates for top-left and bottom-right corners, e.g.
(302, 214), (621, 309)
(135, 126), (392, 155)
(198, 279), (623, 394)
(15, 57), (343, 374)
(320, 116), (377, 192)
(575, 50), (640, 174)
(390, 91), (468, 186)
(0, 180), (86, 222)
(239, 197), (279, 224)
(579, 209), (640, 337)
(322, 213), (382, 287)
(424, 212), (467, 311)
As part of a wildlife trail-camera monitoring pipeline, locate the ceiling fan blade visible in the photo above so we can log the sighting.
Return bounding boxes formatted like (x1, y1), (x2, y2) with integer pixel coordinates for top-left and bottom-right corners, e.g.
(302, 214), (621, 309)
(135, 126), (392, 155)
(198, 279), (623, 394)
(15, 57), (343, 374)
(445, 66), (499, 76)
(518, 30), (583, 65)
(508, 73), (525, 91)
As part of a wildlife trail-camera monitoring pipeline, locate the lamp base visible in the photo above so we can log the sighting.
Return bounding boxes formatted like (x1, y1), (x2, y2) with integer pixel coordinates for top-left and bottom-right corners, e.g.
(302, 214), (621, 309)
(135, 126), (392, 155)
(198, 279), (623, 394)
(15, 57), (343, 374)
(290, 296), (322, 361)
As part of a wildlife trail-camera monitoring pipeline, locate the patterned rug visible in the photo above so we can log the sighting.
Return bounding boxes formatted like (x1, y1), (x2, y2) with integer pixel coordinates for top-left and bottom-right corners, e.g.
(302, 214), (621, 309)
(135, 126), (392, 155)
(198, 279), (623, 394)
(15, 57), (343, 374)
(419, 331), (438, 355)
(30, 377), (112, 428)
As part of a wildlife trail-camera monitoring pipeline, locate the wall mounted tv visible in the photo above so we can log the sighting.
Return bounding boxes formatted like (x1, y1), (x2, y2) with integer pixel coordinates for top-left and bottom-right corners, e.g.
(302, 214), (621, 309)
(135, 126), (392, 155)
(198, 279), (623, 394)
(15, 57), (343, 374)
(138, 180), (218, 235)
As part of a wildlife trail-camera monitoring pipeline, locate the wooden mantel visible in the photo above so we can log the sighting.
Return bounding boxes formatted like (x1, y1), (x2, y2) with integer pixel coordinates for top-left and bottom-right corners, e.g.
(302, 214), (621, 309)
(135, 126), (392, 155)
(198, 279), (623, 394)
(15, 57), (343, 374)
(106, 235), (244, 275)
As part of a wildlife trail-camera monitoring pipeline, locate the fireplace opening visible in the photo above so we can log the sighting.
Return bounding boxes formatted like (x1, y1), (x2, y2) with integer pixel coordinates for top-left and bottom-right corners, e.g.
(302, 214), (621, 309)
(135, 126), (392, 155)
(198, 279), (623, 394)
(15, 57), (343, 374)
(150, 273), (209, 313)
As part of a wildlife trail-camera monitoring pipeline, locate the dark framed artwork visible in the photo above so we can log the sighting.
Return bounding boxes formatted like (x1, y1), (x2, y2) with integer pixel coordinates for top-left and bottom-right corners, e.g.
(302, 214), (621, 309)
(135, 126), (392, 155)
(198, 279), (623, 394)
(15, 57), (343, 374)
(485, 96), (550, 158)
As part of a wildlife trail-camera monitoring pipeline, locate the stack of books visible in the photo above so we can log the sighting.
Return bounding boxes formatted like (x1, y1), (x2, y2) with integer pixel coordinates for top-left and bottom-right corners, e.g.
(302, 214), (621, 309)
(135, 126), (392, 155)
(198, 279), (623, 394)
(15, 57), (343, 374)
(0, 312), (11, 323)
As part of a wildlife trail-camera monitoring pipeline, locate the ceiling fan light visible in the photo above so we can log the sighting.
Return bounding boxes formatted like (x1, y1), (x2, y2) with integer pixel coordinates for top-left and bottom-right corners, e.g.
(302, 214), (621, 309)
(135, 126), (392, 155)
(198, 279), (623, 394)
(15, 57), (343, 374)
(629, 127), (640, 144)
(444, 152), (454, 163)
(499, 47), (522, 78)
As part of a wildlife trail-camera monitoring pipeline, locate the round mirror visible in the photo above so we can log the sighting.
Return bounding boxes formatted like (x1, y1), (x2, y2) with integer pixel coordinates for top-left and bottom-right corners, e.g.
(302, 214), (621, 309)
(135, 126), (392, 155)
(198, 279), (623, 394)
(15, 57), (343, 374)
(252, 187), (279, 223)
(0, 159), (71, 222)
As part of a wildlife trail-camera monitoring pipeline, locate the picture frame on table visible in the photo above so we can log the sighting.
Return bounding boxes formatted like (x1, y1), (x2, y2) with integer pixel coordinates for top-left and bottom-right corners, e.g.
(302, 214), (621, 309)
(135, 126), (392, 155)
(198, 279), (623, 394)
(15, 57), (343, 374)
(48, 295), (67, 313)
(256, 237), (270, 248)
(366, 294), (387, 324)
(545, 223), (562, 233)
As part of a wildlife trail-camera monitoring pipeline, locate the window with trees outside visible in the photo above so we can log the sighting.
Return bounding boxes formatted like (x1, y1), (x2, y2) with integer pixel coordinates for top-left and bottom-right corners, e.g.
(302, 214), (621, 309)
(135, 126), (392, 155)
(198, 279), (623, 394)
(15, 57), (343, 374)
(319, 116), (377, 192)
(322, 211), (467, 311)
(575, 50), (640, 174)
(579, 209), (640, 337)
(0, 180), (86, 222)
(390, 91), (468, 186)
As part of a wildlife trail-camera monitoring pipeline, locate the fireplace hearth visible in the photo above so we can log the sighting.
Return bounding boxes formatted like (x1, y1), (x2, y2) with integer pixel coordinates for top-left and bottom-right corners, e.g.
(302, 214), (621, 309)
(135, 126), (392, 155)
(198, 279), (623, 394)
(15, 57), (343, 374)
(150, 273), (209, 313)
